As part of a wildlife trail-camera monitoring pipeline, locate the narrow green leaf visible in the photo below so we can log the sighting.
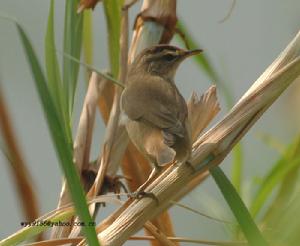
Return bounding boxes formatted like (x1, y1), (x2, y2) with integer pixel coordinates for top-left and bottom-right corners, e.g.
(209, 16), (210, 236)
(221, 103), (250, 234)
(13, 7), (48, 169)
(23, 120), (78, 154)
(177, 20), (244, 194)
(256, 132), (285, 154)
(262, 166), (299, 227)
(250, 137), (300, 217)
(60, 51), (125, 88)
(211, 166), (268, 246)
(176, 20), (233, 107)
(63, 0), (83, 117)
(231, 143), (243, 193)
(45, 0), (71, 142)
(271, 193), (300, 245)
(103, 0), (123, 78)
(83, 10), (93, 67)
(15, 22), (99, 246)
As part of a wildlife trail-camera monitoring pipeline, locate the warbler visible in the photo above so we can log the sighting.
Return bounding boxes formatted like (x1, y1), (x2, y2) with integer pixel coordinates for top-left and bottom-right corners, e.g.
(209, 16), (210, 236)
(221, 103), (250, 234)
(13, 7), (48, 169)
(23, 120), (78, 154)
(120, 44), (202, 196)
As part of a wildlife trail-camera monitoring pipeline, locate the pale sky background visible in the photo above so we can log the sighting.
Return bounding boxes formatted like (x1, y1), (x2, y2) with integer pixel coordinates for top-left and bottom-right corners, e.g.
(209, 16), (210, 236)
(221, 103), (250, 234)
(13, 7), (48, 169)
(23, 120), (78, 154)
(0, 0), (300, 245)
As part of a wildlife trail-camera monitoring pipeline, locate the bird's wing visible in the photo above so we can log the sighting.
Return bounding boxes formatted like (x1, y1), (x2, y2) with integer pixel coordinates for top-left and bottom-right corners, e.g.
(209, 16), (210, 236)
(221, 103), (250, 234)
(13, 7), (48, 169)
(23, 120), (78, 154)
(121, 76), (188, 145)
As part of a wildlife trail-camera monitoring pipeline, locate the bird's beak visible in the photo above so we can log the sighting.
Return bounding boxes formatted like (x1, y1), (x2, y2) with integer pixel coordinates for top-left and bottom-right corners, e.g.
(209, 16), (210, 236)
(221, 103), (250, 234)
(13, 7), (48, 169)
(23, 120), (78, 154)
(181, 49), (203, 58)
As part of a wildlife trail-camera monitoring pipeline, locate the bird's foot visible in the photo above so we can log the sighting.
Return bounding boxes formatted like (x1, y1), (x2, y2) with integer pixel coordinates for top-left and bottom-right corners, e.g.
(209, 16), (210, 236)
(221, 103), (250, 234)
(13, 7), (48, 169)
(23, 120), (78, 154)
(185, 161), (196, 172)
(130, 190), (159, 205)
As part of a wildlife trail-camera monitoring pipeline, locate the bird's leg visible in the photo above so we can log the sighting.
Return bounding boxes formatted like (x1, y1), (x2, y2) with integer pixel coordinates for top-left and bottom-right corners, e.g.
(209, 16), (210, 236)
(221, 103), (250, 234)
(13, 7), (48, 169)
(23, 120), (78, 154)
(122, 0), (139, 10)
(131, 166), (162, 203)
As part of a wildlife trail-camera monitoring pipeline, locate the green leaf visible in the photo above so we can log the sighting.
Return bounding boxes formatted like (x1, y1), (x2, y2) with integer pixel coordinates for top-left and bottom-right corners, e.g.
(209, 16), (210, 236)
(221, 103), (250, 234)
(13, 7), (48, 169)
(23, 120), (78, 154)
(270, 193), (300, 245)
(250, 137), (300, 217)
(103, 0), (123, 78)
(176, 20), (233, 107)
(256, 132), (285, 154)
(231, 143), (243, 194)
(63, 0), (83, 117)
(45, 0), (71, 142)
(83, 10), (93, 67)
(60, 51), (125, 88)
(210, 166), (268, 246)
(15, 22), (99, 246)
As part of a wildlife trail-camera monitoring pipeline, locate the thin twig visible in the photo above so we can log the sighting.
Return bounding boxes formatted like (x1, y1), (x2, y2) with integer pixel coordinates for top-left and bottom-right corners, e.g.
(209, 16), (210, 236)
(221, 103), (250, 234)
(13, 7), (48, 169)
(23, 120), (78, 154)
(144, 222), (177, 246)
(219, 0), (236, 23)
(58, 51), (124, 88)
(170, 201), (233, 224)
(130, 236), (248, 245)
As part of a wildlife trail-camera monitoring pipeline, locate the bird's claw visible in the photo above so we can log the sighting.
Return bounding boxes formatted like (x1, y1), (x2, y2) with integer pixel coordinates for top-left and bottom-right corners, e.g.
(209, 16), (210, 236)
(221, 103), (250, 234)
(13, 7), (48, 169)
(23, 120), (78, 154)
(130, 191), (159, 205)
(186, 161), (196, 172)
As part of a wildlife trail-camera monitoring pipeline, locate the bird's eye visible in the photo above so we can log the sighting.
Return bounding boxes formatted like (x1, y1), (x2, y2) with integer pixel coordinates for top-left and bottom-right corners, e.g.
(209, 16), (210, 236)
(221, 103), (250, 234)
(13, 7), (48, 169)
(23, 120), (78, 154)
(163, 54), (177, 62)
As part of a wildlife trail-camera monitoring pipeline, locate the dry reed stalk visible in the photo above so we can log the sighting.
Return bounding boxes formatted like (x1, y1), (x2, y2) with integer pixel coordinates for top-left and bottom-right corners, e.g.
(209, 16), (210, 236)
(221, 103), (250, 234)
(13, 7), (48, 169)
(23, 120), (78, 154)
(0, 87), (42, 241)
(92, 30), (300, 246)
(50, 73), (108, 238)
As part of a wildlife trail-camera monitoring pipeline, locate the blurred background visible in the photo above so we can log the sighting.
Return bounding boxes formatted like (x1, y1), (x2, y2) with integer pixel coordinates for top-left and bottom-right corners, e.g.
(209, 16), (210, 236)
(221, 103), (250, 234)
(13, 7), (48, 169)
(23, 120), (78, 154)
(0, 0), (300, 244)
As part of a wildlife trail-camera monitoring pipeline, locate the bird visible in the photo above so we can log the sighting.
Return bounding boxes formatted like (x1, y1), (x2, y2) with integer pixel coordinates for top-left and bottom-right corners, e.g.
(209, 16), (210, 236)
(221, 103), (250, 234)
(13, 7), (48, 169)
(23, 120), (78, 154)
(120, 44), (202, 198)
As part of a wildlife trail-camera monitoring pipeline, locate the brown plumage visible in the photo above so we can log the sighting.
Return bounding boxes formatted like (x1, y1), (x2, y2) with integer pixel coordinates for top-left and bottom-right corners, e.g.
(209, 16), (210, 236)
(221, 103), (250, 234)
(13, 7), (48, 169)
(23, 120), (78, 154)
(120, 44), (202, 196)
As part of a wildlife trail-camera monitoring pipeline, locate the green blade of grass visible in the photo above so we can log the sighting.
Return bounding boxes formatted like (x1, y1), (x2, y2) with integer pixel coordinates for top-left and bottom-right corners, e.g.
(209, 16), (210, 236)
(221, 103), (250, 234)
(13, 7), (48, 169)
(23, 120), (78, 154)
(250, 137), (300, 217)
(231, 143), (243, 193)
(45, 0), (71, 142)
(210, 166), (268, 246)
(83, 9), (93, 68)
(15, 22), (99, 246)
(177, 20), (244, 194)
(63, 0), (83, 117)
(103, 0), (123, 78)
(60, 51), (125, 88)
(271, 193), (300, 245)
(176, 20), (233, 107)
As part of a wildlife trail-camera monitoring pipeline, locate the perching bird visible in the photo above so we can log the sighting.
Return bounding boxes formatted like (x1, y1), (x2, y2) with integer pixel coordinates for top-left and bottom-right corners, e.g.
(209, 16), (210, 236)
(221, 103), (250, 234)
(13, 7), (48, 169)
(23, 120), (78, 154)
(120, 44), (202, 197)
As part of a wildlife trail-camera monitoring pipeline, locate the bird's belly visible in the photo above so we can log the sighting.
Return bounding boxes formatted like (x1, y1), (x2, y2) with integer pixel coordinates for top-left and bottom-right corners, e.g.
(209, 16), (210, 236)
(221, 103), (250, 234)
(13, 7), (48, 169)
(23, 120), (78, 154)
(125, 120), (176, 166)
(119, 111), (129, 126)
(125, 120), (152, 153)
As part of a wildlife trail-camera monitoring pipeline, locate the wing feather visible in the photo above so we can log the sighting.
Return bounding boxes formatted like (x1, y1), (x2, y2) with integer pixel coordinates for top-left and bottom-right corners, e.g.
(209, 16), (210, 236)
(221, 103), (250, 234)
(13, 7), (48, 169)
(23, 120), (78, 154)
(121, 75), (188, 146)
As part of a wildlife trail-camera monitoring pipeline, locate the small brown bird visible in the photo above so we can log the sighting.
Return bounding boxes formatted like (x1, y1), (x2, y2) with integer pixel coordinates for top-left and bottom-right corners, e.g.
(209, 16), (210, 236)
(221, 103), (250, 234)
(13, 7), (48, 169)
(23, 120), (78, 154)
(120, 44), (202, 197)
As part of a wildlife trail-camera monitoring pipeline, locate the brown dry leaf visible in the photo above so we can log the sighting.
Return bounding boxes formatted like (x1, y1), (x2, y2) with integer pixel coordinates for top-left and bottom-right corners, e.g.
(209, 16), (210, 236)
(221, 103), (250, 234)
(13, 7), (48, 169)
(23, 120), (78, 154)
(78, 0), (101, 13)
(98, 78), (115, 124)
(187, 85), (220, 142)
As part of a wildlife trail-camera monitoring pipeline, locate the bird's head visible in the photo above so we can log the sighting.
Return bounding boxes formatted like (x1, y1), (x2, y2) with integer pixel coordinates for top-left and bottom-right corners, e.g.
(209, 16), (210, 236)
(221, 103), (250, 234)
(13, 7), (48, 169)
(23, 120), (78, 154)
(131, 44), (202, 80)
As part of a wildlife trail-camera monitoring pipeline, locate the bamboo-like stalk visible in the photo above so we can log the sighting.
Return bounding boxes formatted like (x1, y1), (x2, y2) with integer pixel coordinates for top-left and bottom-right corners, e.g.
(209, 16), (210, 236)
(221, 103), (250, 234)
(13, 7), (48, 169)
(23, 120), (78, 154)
(93, 30), (300, 246)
